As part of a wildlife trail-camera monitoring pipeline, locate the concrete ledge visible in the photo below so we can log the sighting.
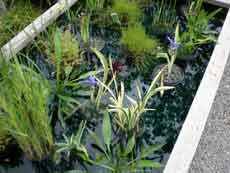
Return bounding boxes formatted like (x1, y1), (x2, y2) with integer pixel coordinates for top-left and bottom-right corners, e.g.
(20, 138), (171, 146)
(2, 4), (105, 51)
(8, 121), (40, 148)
(164, 9), (230, 173)
(0, 0), (79, 59)
(205, 0), (230, 8)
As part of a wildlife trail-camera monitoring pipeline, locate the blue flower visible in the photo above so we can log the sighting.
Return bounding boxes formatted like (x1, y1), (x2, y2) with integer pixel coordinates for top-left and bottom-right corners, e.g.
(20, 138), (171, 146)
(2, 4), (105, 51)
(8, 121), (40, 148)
(82, 76), (98, 87)
(166, 36), (182, 49)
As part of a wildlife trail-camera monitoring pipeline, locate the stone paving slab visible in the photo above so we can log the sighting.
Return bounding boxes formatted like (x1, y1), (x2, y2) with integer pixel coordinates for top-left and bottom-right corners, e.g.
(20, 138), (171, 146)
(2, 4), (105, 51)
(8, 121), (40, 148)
(189, 55), (230, 173)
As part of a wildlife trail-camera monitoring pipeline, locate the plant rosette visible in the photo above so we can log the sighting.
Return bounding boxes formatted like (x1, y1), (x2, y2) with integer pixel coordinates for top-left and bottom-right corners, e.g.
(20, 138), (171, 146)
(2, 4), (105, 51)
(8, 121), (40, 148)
(152, 64), (185, 86)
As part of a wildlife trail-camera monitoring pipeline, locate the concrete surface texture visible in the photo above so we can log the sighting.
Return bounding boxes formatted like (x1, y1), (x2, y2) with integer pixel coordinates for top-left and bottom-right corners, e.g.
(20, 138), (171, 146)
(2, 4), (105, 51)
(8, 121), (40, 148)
(189, 55), (230, 173)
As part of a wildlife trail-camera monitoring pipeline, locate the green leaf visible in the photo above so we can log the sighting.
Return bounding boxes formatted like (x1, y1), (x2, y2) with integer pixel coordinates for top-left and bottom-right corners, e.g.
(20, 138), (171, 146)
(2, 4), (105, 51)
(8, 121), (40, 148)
(175, 23), (180, 44)
(140, 144), (163, 159)
(133, 160), (161, 168)
(54, 29), (62, 61)
(75, 121), (86, 146)
(124, 135), (135, 156)
(76, 70), (103, 81)
(102, 112), (112, 149)
(89, 131), (106, 154)
(90, 48), (109, 108)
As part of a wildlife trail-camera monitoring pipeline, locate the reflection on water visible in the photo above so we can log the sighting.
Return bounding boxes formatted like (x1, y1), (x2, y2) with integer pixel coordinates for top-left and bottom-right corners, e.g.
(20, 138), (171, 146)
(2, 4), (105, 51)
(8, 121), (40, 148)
(0, 159), (35, 173)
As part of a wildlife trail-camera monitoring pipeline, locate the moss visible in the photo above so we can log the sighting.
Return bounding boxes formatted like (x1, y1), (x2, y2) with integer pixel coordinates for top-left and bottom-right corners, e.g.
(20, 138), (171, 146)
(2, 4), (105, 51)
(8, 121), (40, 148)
(121, 24), (160, 71)
(112, 0), (142, 25)
(0, 0), (41, 46)
(121, 24), (159, 54)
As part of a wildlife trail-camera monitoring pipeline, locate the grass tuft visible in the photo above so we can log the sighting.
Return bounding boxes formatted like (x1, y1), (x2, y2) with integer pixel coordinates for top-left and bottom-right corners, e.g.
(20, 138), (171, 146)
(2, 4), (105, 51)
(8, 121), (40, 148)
(0, 58), (53, 160)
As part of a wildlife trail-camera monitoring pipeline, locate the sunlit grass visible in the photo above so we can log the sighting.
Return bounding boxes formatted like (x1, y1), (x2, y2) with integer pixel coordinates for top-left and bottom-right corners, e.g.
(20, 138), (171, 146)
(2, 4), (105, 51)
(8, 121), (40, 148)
(0, 57), (53, 160)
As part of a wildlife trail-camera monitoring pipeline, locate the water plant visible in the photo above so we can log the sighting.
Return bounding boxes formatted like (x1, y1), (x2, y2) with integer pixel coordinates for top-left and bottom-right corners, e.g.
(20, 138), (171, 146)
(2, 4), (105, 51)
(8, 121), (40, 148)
(0, 58), (53, 161)
(155, 24), (185, 87)
(45, 28), (82, 67)
(121, 24), (160, 71)
(86, 0), (105, 11)
(177, 0), (221, 59)
(111, 0), (142, 25)
(80, 14), (91, 44)
(45, 29), (104, 128)
(97, 65), (173, 135)
(0, 0), (41, 46)
(55, 121), (88, 161)
(88, 112), (162, 172)
(151, 0), (177, 35)
(163, 23), (181, 75)
(0, 129), (10, 154)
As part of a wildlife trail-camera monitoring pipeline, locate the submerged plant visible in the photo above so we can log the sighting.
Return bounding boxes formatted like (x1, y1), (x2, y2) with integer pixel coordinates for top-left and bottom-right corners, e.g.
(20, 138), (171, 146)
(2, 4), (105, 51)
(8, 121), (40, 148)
(0, 58), (53, 160)
(121, 24), (160, 70)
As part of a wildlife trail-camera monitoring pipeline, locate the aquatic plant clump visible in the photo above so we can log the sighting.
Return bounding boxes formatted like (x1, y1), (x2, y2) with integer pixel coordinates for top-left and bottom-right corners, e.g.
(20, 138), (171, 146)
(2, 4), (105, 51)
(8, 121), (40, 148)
(111, 0), (142, 25)
(121, 25), (159, 54)
(45, 29), (81, 67)
(0, 0), (41, 46)
(0, 60), (53, 161)
(121, 24), (160, 70)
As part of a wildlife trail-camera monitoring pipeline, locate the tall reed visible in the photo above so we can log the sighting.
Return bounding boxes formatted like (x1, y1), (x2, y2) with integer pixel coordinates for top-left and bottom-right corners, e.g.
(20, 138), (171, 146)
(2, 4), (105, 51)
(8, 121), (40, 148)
(0, 58), (53, 160)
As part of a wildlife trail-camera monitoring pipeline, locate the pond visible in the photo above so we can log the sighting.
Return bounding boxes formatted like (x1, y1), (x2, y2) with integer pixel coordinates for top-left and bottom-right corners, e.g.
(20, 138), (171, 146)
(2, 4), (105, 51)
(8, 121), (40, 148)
(0, 0), (227, 172)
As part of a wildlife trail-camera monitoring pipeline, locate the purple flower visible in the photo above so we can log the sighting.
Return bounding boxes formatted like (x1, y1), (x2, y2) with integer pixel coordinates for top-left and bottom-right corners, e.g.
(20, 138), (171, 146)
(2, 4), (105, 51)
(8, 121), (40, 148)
(166, 36), (182, 49)
(82, 76), (98, 87)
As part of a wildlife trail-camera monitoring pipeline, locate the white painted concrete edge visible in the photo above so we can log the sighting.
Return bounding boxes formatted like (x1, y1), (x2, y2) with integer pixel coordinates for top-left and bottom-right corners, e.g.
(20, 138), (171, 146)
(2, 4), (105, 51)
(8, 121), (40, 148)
(0, 0), (79, 59)
(205, 0), (230, 8)
(164, 9), (230, 173)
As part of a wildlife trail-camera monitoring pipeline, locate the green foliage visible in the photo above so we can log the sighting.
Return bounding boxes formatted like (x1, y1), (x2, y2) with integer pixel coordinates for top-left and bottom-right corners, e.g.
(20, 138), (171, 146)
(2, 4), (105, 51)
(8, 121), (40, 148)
(121, 24), (160, 70)
(121, 24), (158, 54)
(86, 0), (105, 11)
(111, 0), (142, 25)
(98, 67), (173, 135)
(0, 0), (41, 46)
(159, 24), (180, 74)
(178, 0), (221, 57)
(45, 29), (103, 128)
(55, 121), (88, 160)
(90, 48), (110, 108)
(88, 112), (162, 172)
(0, 58), (53, 160)
(151, 0), (177, 35)
(45, 29), (81, 67)
(80, 14), (91, 43)
(0, 129), (11, 153)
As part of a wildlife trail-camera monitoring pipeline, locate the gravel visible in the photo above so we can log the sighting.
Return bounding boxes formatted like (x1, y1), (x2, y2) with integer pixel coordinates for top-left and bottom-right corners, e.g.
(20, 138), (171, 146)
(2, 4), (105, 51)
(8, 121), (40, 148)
(189, 56), (230, 173)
